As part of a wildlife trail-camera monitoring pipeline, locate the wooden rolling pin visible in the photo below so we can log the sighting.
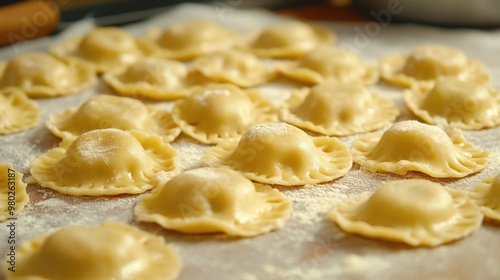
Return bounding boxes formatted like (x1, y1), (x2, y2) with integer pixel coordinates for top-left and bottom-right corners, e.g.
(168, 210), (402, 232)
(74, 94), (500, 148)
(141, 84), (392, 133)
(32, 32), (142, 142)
(0, 1), (60, 46)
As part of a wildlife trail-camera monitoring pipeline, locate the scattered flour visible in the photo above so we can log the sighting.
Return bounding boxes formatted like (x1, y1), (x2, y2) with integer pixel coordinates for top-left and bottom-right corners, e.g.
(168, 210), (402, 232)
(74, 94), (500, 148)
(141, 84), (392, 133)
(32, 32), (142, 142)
(0, 4), (499, 280)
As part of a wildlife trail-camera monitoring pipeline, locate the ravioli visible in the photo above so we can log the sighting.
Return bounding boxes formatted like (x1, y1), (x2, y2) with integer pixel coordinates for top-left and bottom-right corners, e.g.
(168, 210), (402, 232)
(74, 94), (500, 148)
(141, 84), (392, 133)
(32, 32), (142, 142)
(50, 27), (144, 73)
(351, 120), (489, 178)
(380, 45), (490, 87)
(247, 22), (335, 58)
(171, 84), (277, 144)
(280, 82), (398, 136)
(280, 47), (378, 85)
(135, 167), (292, 236)
(192, 49), (276, 87)
(103, 58), (191, 100)
(0, 89), (41, 135)
(329, 179), (483, 247)
(7, 222), (182, 280)
(0, 53), (96, 98)
(202, 122), (352, 186)
(46, 94), (180, 142)
(0, 162), (29, 222)
(142, 20), (239, 60)
(470, 174), (500, 221)
(405, 77), (500, 130)
(29, 129), (177, 196)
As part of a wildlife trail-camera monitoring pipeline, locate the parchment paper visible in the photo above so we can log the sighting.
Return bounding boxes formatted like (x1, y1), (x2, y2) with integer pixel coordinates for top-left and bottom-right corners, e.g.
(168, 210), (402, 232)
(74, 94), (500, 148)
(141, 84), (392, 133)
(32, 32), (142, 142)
(1, 3), (500, 280)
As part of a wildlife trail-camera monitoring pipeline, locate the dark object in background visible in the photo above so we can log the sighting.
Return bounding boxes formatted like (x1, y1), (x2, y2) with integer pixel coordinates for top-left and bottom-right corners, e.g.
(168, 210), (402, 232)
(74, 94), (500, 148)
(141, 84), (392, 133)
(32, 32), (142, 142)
(0, 0), (321, 47)
(353, 0), (500, 27)
(0, 1), (60, 46)
(57, 0), (321, 30)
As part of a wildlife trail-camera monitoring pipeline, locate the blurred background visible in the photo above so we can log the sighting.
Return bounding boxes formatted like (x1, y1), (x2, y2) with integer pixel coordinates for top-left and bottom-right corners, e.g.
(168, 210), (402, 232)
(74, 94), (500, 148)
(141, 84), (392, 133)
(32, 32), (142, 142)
(1, 0), (499, 46)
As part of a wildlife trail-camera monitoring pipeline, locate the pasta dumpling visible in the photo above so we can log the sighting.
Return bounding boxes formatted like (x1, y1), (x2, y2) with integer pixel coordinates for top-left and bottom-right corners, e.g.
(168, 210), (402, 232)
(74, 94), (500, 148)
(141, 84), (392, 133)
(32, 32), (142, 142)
(329, 179), (483, 247)
(103, 58), (191, 100)
(46, 94), (180, 142)
(247, 22), (335, 58)
(380, 45), (490, 87)
(280, 47), (378, 86)
(470, 174), (500, 221)
(0, 89), (41, 135)
(405, 77), (500, 130)
(29, 129), (177, 196)
(142, 20), (240, 60)
(171, 84), (277, 144)
(0, 162), (29, 222)
(134, 167), (292, 237)
(351, 120), (489, 178)
(0, 53), (96, 98)
(202, 122), (352, 186)
(280, 82), (398, 136)
(7, 222), (182, 280)
(192, 49), (276, 87)
(51, 27), (145, 73)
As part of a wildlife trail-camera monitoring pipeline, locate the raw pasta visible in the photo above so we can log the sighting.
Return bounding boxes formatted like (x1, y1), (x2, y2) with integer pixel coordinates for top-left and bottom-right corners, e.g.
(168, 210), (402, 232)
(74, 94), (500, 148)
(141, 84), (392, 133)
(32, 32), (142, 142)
(351, 120), (489, 178)
(202, 122), (352, 185)
(0, 89), (41, 135)
(404, 77), (500, 130)
(0, 162), (29, 222)
(29, 129), (177, 196)
(246, 22), (335, 58)
(330, 179), (483, 247)
(192, 49), (276, 87)
(280, 82), (398, 136)
(46, 94), (180, 142)
(171, 84), (277, 144)
(103, 58), (191, 100)
(380, 45), (490, 88)
(5, 222), (182, 280)
(141, 20), (240, 60)
(135, 167), (292, 237)
(470, 174), (500, 221)
(279, 47), (378, 86)
(0, 53), (96, 98)
(50, 27), (145, 73)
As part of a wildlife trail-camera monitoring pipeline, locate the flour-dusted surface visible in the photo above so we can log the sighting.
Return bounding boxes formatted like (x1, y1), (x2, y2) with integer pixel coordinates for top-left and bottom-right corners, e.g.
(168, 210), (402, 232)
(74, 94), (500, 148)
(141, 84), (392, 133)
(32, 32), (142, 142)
(1, 4), (500, 280)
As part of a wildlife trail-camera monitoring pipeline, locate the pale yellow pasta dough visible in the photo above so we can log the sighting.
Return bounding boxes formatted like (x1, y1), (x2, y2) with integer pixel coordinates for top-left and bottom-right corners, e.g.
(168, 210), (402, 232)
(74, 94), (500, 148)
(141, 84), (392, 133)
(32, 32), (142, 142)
(142, 20), (240, 60)
(329, 179), (483, 247)
(380, 45), (490, 88)
(5, 222), (182, 280)
(470, 174), (500, 221)
(247, 22), (335, 58)
(0, 53), (96, 98)
(103, 58), (191, 100)
(46, 94), (180, 142)
(280, 82), (398, 136)
(172, 84), (277, 144)
(29, 129), (177, 196)
(50, 27), (144, 73)
(280, 47), (378, 86)
(135, 167), (292, 236)
(0, 89), (41, 135)
(0, 162), (29, 222)
(405, 77), (500, 130)
(202, 122), (352, 186)
(192, 49), (277, 87)
(351, 120), (489, 178)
